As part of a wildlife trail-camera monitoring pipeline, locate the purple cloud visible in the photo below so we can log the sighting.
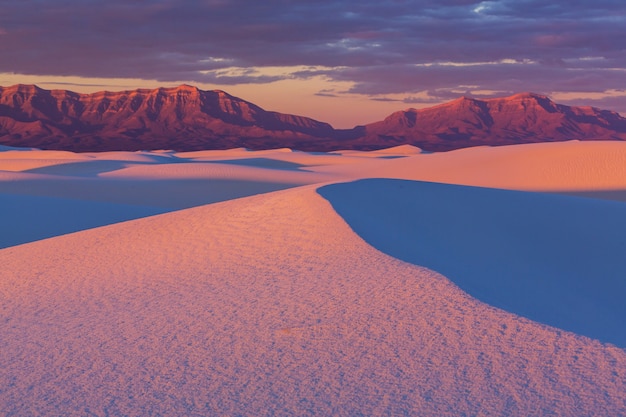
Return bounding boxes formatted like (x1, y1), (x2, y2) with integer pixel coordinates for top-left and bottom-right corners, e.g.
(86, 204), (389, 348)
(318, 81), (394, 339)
(0, 0), (625, 110)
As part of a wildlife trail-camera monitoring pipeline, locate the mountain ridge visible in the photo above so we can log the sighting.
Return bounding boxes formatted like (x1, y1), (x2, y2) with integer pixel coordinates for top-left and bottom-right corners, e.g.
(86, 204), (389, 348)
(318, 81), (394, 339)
(1, 84), (626, 152)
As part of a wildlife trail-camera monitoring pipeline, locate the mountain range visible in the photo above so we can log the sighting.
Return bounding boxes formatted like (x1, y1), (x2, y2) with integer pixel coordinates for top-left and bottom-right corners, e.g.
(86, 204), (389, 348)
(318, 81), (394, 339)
(1, 84), (626, 152)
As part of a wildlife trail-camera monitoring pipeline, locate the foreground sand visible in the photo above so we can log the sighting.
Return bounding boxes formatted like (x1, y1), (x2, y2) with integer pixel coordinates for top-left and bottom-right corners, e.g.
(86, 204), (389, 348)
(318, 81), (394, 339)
(1, 141), (625, 415)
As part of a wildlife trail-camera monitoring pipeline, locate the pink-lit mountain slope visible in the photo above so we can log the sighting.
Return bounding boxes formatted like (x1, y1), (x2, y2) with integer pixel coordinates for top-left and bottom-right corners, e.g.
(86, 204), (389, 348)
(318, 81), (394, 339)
(1, 85), (626, 151)
(359, 93), (626, 151)
(0, 84), (344, 151)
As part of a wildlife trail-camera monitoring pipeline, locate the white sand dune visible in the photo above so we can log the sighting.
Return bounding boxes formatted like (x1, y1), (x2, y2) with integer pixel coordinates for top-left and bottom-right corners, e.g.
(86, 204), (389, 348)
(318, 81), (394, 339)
(0, 149), (343, 238)
(319, 179), (626, 347)
(0, 148), (91, 172)
(1, 141), (625, 415)
(1, 185), (624, 416)
(369, 140), (626, 193)
(0, 145), (395, 246)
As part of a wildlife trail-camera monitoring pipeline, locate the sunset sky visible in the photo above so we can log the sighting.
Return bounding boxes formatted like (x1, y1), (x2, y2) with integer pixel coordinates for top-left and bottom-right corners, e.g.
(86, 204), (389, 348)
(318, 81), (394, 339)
(1, 0), (625, 128)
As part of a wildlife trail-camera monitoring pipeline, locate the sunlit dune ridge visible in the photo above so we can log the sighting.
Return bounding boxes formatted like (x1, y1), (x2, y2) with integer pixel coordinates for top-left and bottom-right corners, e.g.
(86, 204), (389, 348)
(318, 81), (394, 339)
(366, 140), (626, 192)
(0, 141), (625, 415)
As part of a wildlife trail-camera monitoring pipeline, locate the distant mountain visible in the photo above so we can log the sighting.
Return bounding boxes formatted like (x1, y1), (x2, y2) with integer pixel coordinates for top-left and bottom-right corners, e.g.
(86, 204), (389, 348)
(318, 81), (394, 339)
(358, 93), (626, 151)
(0, 84), (352, 151)
(1, 85), (626, 152)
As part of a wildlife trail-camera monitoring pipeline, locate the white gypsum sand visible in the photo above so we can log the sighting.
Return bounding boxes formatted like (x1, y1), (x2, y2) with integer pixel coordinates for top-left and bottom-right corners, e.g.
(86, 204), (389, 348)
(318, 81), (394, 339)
(0, 141), (625, 416)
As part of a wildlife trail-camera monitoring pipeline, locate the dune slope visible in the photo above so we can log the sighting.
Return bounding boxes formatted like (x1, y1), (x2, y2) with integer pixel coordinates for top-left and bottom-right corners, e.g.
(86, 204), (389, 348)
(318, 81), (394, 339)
(319, 179), (626, 347)
(0, 147), (344, 248)
(1, 186), (624, 416)
(368, 140), (626, 195)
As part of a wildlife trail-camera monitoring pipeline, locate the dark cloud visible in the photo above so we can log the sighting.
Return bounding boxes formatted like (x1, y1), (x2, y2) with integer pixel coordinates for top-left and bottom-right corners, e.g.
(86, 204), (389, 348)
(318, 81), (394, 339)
(370, 97), (402, 102)
(1, 0), (625, 109)
(324, 63), (626, 96)
(315, 89), (339, 98)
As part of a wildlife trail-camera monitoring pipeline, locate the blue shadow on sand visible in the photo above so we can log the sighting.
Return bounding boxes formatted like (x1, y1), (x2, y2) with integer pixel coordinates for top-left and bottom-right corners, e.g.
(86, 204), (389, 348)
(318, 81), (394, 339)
(318, 179), (626, 348)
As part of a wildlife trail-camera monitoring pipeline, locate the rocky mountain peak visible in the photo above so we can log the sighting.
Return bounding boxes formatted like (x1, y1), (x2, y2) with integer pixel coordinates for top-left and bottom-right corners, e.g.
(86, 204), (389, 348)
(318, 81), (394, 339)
(1, 86), (626, 152)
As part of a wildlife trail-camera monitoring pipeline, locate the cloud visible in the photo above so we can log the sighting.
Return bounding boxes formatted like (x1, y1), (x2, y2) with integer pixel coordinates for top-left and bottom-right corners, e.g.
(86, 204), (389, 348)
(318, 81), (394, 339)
(370, 97), (402, 102)
(314, 89), (340, 98)
(556, 92), (626, 116)
(0, 0), (625, 110)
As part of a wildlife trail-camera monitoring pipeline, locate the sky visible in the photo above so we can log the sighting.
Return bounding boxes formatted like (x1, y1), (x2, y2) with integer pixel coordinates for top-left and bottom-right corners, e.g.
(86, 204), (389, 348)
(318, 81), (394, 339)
(1, 0), (625, 128)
